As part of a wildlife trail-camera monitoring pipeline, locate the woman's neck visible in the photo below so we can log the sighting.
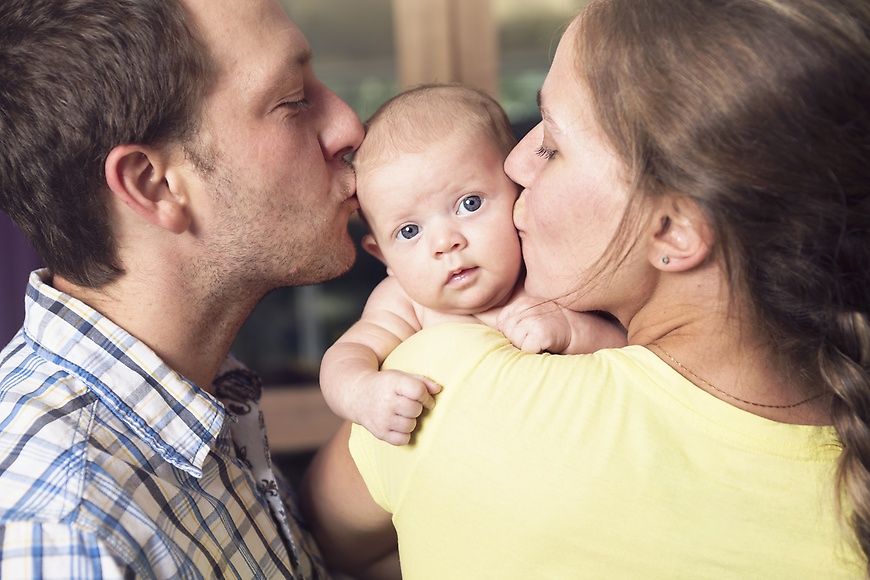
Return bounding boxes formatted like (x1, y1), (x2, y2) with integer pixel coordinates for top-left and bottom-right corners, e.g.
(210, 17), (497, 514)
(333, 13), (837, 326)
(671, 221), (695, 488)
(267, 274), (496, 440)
(625, 265), (831, 425)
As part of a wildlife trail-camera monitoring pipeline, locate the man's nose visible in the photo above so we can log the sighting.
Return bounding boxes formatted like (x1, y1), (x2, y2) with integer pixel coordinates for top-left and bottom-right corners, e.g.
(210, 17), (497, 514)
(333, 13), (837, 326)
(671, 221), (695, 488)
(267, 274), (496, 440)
(318, 85), (364, 160)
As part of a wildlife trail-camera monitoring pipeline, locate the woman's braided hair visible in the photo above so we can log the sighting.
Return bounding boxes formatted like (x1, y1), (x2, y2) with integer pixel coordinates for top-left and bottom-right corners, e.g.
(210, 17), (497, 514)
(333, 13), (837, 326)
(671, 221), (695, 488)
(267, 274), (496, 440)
(576, 0), (870, 568)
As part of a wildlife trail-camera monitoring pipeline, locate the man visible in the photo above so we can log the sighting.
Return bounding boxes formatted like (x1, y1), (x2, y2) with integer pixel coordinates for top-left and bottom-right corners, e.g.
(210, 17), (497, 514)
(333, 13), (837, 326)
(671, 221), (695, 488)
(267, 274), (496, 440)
(0, 0), (364, 577)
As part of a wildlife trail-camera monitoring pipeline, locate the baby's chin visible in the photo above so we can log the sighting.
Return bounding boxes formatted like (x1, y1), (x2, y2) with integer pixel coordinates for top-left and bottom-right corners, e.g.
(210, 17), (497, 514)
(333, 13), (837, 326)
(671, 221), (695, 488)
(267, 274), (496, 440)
(432, 291), (515, 316)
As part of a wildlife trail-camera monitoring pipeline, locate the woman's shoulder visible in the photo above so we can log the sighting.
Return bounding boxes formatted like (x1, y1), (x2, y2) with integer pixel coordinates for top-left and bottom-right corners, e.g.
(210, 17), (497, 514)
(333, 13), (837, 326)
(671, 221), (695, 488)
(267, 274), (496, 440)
(387, 321), (653, 364)
(391, 322), (509, 353)
(384, 322), (656, 394)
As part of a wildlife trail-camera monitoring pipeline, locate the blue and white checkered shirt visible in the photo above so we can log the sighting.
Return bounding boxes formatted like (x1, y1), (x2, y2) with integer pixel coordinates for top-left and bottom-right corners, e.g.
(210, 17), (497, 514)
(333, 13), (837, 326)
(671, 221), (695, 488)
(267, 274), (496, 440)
(0, 270), (329, 579)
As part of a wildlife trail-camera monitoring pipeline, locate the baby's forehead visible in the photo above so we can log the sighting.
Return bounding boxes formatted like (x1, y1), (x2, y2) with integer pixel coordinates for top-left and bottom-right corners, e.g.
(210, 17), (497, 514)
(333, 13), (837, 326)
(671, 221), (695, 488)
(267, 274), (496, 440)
(358, 138), (503, 223)
(358, 129), (503, 191)
(356, 124), (499, 179)
(358, 123), (471, 165)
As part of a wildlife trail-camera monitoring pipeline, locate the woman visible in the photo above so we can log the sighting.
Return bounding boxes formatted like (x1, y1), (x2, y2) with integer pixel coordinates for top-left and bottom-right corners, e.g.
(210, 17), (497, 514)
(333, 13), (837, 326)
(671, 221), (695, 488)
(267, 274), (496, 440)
(301, 0), (870, 577)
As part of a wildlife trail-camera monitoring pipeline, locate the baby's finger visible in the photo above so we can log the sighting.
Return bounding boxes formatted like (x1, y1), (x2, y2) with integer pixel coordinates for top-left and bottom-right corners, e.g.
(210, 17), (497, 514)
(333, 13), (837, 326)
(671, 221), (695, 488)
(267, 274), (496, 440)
(413, 375), (442, 397)
(390, 415), (417, 434)
(394, 397), (424, 419)
(396, 379), (435, 408)
(508, 327), (530, 351)
(384, 431), (411, 446)
(519, 329), (546, 353)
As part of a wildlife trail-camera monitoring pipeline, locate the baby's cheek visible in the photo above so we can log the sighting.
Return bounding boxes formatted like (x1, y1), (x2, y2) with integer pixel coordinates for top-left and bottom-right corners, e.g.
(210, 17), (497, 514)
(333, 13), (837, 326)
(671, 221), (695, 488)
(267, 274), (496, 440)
(513, 194), (527, 229)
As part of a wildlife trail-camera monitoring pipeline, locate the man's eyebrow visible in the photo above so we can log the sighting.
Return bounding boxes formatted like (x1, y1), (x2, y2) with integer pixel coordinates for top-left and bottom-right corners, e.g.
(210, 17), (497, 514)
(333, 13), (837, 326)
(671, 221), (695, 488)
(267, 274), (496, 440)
(537, 89), (543, 110)
(267, 46), (311, 89)
(280, 46), (312, 76)
(296, 47), (312, 67)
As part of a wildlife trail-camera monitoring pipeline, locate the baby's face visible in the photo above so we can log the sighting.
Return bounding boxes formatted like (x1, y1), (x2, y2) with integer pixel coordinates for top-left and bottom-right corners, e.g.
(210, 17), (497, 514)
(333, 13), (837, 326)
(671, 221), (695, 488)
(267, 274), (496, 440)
(357, 132), (522, 314)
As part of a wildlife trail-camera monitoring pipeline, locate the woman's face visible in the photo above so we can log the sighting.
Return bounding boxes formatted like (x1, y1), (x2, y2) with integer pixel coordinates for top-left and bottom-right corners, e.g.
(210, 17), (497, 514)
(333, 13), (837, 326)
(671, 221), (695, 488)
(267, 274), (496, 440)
(504, 20), (635, 315)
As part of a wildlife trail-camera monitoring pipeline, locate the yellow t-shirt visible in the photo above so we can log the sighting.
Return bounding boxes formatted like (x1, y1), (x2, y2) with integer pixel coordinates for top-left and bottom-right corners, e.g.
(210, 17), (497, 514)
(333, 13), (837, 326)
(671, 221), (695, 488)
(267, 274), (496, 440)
(349, 323), (864, 579)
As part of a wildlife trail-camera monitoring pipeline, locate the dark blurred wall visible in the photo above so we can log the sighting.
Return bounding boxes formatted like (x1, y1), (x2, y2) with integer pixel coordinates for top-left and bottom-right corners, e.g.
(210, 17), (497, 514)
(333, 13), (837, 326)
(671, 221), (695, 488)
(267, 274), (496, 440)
(1, 212), (40, 344)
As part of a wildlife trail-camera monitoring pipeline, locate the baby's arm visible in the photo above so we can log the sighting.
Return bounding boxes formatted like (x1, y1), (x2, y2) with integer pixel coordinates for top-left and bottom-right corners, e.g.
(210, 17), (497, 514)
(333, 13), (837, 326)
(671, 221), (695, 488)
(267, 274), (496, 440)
(320, 276), (442, 446)
(496, 290), (627, 354)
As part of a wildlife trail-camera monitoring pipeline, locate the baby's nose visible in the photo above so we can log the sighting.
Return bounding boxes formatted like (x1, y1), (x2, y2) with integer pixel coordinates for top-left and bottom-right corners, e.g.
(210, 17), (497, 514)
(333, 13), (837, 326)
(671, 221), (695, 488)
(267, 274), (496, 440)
(432, 227), (466, 255)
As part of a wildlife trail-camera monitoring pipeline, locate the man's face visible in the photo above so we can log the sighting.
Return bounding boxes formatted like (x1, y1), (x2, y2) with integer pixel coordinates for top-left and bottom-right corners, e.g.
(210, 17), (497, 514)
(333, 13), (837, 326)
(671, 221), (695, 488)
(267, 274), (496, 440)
(181, 0), (364, 291)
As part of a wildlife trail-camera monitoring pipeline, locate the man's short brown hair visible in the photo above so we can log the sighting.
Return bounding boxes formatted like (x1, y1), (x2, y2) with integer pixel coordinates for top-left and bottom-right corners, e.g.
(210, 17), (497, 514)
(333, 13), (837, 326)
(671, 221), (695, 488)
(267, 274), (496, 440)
(0, 0), (213, 287)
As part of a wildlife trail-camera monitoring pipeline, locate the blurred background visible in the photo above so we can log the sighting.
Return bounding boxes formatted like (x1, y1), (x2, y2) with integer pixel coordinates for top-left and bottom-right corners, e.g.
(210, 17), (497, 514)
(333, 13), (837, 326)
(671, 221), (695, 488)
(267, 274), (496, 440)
(0, 0), (587, 461)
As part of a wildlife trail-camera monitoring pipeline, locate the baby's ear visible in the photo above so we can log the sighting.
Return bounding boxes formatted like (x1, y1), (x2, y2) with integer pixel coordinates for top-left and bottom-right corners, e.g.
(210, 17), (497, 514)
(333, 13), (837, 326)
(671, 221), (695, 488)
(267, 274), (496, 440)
(361, 233), (386, 265)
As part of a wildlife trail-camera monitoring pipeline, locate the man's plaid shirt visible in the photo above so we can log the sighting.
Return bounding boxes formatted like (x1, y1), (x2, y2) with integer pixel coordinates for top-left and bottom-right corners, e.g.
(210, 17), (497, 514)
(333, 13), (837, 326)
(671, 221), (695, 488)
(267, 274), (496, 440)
(0, 270), (328, 579)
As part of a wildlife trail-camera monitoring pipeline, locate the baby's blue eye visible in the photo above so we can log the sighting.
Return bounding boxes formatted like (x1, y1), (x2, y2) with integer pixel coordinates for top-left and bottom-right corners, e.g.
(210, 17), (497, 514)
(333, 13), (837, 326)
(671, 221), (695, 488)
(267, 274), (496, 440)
(398, 224), (420, 240)
(459, 195), (483, 215)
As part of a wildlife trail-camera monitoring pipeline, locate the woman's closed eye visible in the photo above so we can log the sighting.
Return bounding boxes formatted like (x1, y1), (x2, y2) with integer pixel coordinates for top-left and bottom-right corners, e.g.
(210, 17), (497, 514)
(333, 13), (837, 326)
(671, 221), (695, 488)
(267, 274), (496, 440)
(535, 144), (557, 160)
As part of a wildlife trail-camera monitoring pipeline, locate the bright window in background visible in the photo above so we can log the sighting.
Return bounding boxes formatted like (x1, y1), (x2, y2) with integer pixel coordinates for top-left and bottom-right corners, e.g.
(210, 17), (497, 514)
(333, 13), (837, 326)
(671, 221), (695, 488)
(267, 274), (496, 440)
(280, 0), (586, 125)
(232, 0), (586, 384)
(497, 0), (588, 122)
(279, 0), (397, 121)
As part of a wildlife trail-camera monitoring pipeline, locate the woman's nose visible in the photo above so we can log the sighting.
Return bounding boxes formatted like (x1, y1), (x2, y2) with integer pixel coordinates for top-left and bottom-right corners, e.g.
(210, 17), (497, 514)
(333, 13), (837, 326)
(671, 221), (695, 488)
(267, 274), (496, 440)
(504, 122), (544, 189)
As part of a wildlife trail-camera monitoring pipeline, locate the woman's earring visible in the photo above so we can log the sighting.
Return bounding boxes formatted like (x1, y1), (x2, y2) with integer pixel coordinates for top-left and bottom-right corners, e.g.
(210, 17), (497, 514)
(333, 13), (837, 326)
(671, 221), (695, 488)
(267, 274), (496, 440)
(661, 256), (670, 265)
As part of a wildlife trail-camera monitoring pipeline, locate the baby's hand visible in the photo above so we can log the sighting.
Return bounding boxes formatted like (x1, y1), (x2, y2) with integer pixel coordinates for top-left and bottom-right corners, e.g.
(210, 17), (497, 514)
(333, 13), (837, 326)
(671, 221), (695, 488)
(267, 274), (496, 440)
(497, 297), (571, 353)
(355, 370), (442, 446)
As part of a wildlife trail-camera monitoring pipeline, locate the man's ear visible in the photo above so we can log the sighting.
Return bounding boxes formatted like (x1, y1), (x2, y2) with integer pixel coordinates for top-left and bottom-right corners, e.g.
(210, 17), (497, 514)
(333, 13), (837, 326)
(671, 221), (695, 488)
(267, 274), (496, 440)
(104, 144), (191, 234)
(648, 196), (713, 272)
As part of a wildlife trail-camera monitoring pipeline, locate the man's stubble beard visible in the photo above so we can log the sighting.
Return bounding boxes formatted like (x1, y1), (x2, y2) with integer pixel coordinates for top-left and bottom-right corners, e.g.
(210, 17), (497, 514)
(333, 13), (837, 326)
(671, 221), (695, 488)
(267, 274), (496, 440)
(183, 140), (357, 302)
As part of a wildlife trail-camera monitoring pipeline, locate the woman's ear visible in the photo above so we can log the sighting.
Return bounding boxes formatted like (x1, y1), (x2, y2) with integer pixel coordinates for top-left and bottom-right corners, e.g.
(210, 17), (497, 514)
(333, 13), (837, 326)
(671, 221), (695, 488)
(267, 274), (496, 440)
(647, 196), (713, 272)
(104, 144), (191, 234)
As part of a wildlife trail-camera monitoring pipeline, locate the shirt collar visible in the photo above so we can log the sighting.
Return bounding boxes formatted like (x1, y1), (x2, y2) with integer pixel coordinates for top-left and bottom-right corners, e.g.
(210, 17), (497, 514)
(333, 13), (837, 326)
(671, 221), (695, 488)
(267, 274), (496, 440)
(22, 269), (226, 477)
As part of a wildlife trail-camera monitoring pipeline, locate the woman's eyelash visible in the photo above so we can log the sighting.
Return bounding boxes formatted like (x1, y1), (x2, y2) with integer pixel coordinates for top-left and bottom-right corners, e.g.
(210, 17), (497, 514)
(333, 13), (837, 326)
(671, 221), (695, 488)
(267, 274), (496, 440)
(535, 145), (557, 160)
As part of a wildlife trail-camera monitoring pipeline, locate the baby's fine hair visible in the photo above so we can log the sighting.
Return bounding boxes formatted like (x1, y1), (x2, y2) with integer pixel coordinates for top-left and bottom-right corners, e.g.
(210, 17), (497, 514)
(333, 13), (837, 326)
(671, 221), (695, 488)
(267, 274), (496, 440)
(355, 83), (517, 168)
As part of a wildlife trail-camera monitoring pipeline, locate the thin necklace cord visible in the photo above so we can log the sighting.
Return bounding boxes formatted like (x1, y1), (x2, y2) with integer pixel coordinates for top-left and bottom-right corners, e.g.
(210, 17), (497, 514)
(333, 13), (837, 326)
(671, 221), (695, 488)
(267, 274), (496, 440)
(650, 343), (826, 409)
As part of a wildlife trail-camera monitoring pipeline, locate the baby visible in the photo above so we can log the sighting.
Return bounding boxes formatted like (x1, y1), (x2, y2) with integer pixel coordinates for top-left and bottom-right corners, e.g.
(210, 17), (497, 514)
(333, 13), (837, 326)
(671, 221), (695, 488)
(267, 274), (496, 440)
(320, 84), (626, 445)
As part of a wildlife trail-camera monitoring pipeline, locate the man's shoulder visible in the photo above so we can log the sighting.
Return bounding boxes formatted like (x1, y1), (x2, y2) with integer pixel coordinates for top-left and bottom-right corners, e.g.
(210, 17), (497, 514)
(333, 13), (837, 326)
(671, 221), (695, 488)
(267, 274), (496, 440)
(0, 334), (96, 523)
(0, 332), (94, 425)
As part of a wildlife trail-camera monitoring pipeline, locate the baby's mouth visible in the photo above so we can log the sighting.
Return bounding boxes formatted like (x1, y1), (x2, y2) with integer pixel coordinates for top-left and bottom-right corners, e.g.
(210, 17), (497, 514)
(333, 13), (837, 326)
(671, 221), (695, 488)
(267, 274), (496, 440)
(446, 267), (478, 284)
